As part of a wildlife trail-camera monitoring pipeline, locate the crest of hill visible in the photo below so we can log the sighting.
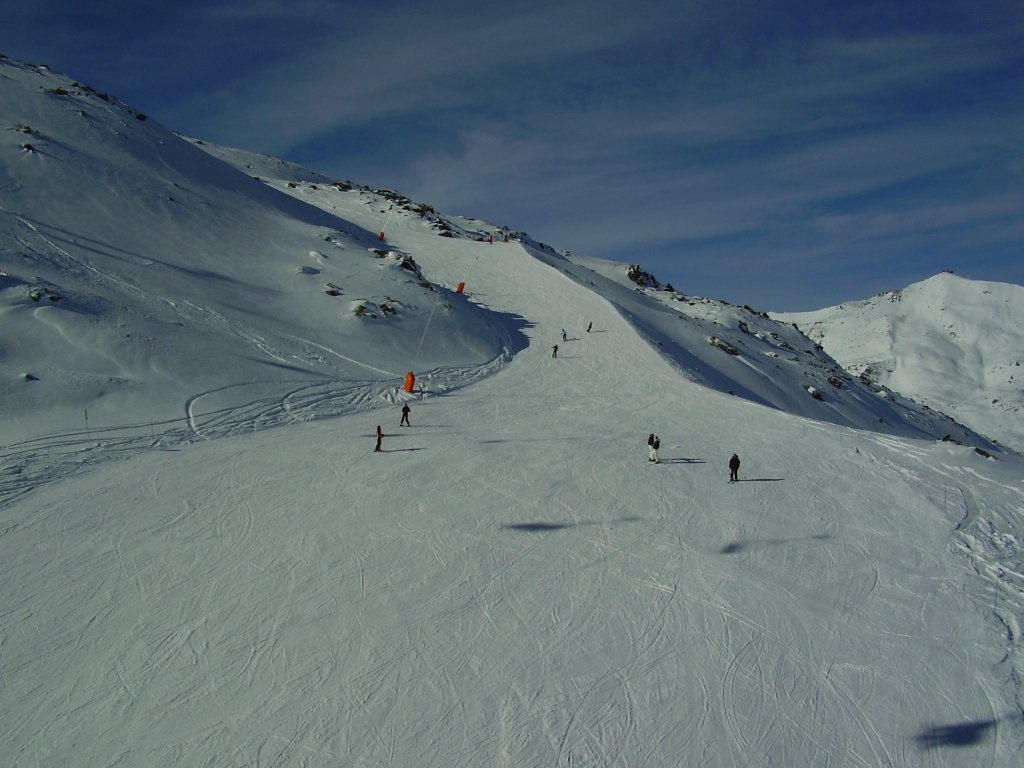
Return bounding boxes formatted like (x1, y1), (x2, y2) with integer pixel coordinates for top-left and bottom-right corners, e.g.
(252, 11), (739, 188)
(775, 272), (1024, 452)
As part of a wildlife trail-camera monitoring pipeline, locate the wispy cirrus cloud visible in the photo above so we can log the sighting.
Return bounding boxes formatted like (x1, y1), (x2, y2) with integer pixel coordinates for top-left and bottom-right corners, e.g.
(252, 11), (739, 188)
(175, 0), (672, 148)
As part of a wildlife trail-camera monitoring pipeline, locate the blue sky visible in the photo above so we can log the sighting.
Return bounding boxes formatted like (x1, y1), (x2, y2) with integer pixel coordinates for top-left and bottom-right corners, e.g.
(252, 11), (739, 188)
(5, 0), (1022, 310)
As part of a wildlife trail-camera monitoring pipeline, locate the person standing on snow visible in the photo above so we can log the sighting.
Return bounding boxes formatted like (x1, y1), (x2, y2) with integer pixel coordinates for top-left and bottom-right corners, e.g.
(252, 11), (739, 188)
(648, 434), (660, 463)
(728, 453), (740, 482)
(561, 329), (568, 342)
(400, 403), (411, 427)
(552, 344), (559, 358)
(374, 426), (383, 453)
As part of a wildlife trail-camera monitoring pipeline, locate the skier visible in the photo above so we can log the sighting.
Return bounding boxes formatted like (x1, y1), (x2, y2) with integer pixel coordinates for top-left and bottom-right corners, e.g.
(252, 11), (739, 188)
(648, 434), (660, 463)
(728, 453), (740, 482)
(400, 403), (411, 427)
(551, 344), (559, 358)
(561, 329), (568, 342)
(374, 426), (383, 453)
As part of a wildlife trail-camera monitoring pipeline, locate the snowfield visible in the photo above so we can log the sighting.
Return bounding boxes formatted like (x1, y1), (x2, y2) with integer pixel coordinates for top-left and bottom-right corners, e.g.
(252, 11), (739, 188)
(1, 56), (1023, 767)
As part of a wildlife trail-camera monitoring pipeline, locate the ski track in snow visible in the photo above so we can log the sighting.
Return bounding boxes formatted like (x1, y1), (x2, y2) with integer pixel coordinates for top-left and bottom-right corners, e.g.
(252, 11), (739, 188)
(2, 225), (1023, 765)
(0, 357), (507, 511)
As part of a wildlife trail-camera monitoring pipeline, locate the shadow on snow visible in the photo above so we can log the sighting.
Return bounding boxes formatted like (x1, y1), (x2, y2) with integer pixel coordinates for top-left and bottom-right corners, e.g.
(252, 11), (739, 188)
(914, 719), (998, 749)
(720, 533), (833, 554)
(503, 517), (641, 533)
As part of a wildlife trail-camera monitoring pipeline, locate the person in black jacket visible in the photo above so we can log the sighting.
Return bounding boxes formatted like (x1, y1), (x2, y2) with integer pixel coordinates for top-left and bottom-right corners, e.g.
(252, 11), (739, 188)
(728, 453), (740, 482)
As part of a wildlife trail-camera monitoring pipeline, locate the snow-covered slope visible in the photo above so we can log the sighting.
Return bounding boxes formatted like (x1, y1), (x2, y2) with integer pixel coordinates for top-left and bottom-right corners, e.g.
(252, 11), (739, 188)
(201, 141), (992, 450)
(1, 58), (517, 446)
(2, 57), (1023, 766)
(776, 272), (1024, 452)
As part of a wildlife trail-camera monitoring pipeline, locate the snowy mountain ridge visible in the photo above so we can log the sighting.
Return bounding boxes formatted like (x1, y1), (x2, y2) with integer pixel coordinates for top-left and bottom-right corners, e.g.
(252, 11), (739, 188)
(2, 55), (1023, 766)
(776, 272), (1024, 452)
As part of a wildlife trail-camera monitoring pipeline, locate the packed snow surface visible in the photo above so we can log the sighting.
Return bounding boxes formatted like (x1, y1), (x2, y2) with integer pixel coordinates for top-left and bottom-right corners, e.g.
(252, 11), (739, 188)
(2, 56), (1023, 767)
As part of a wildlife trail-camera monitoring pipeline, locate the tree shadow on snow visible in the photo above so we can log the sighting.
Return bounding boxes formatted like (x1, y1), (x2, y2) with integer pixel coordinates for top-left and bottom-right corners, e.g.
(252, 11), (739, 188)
(720, 533), (833, 554)
(914, 719), (998, 749)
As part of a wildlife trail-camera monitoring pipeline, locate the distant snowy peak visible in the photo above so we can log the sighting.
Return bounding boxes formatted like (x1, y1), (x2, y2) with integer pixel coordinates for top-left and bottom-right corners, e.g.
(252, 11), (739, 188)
(776, 272), (1024, 452)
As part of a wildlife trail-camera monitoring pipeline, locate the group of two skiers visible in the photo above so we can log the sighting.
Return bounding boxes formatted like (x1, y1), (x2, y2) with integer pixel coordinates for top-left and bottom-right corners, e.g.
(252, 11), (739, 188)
(374, 404), (411, 452)
(648, 433), (741, 481)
